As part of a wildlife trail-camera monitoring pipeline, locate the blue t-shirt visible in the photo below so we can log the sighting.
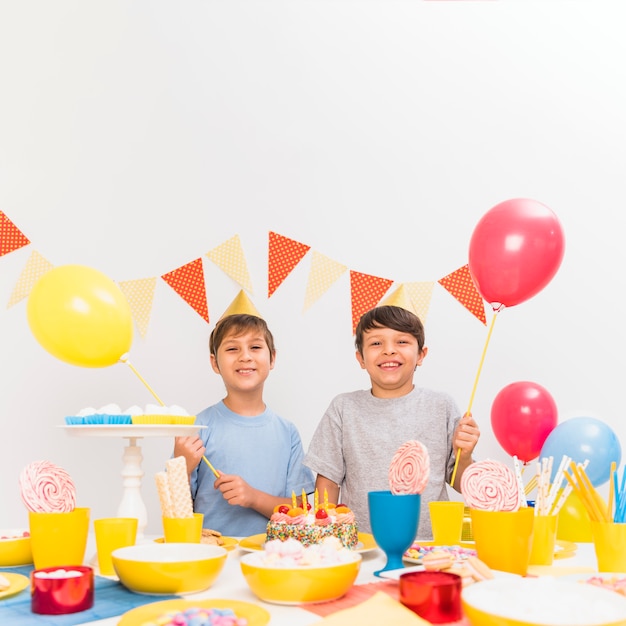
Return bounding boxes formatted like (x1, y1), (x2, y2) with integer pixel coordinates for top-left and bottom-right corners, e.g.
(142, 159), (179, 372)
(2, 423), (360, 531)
(190, 401), (315, 536)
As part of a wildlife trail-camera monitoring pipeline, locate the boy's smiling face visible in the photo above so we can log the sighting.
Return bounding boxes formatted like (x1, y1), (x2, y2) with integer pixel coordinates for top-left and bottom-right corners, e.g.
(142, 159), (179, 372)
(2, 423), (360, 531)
(355, 325), (427, 398)
(211, 329), (275, 394)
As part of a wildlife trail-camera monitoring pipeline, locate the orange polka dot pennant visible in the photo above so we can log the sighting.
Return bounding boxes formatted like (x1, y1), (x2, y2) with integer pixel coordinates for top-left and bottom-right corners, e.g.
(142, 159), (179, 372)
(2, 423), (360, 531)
(161, 257), (209, 323)
(350, 270), (394, 334)
(1, 211), (30, 257)
(268, 232), (311, 297)
(438, 264), (486, 324)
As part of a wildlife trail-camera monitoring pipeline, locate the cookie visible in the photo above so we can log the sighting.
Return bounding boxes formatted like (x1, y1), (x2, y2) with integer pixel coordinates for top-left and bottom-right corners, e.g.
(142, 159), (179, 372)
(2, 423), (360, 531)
(464, 555), (494, 581)
(422, 550), (454, 571)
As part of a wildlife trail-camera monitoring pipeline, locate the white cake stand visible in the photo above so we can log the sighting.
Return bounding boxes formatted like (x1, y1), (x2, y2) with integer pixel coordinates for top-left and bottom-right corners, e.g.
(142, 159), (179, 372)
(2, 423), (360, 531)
(59, 424), (206, 540)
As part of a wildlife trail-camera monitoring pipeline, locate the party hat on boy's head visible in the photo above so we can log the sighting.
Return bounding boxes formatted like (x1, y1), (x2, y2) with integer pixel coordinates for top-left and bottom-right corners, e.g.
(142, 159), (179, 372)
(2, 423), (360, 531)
(219, 290), (262, 320)
(379, 284), (416, 314)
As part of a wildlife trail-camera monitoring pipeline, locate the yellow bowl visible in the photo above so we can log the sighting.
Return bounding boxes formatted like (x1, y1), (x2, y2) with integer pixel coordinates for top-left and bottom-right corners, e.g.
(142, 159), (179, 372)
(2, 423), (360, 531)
(111, 543), (227, 595)
(0, 530), (33, 566)
(462, 577), (626, 626)
(240, 551), (361, 605)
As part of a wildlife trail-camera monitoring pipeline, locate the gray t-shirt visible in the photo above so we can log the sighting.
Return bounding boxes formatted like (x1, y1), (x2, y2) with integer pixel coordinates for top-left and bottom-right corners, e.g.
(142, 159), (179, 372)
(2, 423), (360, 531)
(303, 386), (461, 539)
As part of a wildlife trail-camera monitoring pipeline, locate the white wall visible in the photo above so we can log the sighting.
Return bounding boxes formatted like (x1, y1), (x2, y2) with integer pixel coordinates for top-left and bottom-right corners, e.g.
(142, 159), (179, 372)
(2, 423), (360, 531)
(1, 1), (625, 533)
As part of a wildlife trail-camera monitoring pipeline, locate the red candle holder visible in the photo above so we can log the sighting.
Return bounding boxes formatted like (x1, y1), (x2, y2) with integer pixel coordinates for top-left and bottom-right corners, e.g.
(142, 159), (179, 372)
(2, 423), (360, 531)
(399, 570), (462, 624)
(31, 565), (94, 615)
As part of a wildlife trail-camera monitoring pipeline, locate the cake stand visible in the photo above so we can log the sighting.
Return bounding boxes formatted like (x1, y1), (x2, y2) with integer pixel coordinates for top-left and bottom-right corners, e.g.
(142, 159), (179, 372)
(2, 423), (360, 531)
(59, 424), (206, 540)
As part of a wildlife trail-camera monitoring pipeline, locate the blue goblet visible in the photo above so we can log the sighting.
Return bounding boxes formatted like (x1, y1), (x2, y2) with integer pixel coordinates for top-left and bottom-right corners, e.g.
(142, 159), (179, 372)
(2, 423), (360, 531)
(368, 490), (421, 576)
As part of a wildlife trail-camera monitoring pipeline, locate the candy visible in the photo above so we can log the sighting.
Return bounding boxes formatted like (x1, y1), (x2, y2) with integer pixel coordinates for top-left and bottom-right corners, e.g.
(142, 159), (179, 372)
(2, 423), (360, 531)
(388, 440), (430, 495)
(460, 459), (523, 511)
(19, 460), (76, 513)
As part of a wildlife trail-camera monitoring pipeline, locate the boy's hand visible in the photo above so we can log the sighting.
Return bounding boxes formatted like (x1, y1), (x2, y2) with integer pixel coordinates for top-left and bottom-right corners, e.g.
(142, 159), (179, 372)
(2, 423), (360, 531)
(453, 412), (480, 458)
(173, 435), (206, 476)
(214, 473), (255, 508)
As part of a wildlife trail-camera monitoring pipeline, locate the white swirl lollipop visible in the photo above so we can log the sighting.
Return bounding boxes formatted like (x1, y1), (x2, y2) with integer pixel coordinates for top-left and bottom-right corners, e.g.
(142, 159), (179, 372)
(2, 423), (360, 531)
(460, 459), (523, 511)
(388, 440), (430, 495)
(19, 460), (77, 513)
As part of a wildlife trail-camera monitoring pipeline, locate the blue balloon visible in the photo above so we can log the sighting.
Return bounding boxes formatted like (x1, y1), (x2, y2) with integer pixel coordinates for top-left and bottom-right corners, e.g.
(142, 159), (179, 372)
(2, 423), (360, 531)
(540, 416), (621, 487)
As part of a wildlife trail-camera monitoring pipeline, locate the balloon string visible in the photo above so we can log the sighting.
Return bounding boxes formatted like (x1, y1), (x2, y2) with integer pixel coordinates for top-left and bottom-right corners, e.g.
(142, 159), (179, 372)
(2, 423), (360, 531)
(119, 354), (166, 406)
(450, 310), (499, 487)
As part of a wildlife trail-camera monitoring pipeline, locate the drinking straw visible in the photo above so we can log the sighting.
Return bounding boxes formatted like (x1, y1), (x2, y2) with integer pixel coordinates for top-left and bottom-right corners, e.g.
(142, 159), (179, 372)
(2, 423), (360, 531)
(202, 456), (220, 479)
(451, 311), (499, 486)
(608, 461), (617, 522)
(512, 456), (528, 508)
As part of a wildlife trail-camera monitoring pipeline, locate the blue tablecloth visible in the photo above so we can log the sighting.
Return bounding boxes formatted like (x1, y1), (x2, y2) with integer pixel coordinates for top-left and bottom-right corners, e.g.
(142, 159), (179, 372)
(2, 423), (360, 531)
(0, 565), (177, 625)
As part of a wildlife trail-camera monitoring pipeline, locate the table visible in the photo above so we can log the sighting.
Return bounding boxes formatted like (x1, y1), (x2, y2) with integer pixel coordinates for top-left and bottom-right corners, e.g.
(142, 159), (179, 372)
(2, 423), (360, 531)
(76, 539), (599, 626)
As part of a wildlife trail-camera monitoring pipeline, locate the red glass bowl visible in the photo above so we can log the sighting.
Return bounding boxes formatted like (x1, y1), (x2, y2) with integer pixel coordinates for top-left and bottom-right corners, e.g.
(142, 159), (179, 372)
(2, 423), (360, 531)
(399, 570), (462, 624)
(31, 565), (94, 615)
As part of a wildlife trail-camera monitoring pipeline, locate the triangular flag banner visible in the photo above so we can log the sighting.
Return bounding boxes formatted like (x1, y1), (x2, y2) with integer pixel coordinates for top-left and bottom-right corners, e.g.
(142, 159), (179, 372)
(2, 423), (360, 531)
(161, 258), (209, 323)
(268, 231), (311, 297)
(118, 277), (157, 338)
(438, 264), (487, 324)
(403, 281), (435, 324)
(303, 251), (348, 311)
(206, 234), (254, 293)
(1, 211), (30, 257)
(219, 289), (261, 320)
(6, 250), (54, 308)
(350, 270), (394, 334)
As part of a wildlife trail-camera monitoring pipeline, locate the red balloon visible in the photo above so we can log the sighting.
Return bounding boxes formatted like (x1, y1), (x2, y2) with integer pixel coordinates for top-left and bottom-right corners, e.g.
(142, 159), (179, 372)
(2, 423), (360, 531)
(468, 198), (565, 310)
(491, 381), (558, 463)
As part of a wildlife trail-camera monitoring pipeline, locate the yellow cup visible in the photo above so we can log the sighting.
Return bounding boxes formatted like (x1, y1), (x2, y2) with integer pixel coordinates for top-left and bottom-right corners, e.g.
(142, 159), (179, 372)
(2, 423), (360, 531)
(529, 513), (558, 566)
(29, 507), (90, 569)
(94, 517), (138, 576)
(429, 501), (465, 545)
(591, 521), (626, 572)
(162, 512), (204, 543)
(470, 507), (534, 576)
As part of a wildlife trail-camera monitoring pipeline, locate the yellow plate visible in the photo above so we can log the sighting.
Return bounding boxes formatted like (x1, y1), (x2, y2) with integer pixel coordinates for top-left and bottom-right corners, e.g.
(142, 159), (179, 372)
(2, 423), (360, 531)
(118, 598), (270, 626)
(153, 536), (240, 551)
(239, 532), (377, 553)
(0, 573), (29, 600)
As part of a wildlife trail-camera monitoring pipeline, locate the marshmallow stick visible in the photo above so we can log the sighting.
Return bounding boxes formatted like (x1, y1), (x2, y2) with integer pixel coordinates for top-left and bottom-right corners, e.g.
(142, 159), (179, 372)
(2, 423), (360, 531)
(155, 471), (174, 517)
(512, 456), (528, 508)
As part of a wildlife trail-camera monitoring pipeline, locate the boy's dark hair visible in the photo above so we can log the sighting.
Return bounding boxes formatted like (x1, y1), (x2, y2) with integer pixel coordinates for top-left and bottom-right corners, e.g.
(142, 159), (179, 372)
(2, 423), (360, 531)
(209, 314), (276, 358)
(354, 305), (425, 354)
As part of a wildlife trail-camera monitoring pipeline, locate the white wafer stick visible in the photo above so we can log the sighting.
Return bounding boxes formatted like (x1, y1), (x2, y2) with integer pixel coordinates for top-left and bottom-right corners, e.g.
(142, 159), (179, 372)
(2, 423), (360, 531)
(166, 456), (194, 518)
(155, 471), (174, 517)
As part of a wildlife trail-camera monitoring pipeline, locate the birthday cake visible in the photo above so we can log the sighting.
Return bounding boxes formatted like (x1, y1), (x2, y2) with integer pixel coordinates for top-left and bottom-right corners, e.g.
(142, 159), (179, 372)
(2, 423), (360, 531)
(265, 491), (358, 549)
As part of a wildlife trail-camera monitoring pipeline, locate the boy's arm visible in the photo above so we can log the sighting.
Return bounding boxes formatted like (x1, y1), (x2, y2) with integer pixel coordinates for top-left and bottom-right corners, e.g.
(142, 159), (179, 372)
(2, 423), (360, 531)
(450, 413), (480, 492)
(315, 475), (340, 505)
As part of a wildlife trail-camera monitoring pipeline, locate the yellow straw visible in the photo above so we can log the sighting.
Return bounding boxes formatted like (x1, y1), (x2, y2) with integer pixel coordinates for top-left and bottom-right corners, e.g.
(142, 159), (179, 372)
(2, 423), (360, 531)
(450, 310), (499, 487)
(119, 354), (166, 406)
(609, 461), (617, 522)
(202, 456), (220, 478)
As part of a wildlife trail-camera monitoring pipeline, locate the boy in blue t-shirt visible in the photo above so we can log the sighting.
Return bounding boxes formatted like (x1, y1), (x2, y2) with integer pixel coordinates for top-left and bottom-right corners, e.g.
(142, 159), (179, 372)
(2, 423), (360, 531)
(174, 314), (314, 536)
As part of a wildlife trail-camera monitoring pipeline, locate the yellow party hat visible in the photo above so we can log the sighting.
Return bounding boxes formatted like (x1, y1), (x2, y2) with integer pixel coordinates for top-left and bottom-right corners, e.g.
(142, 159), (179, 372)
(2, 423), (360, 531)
(379, 284), (414, 313)
(219, 290), (262, 320)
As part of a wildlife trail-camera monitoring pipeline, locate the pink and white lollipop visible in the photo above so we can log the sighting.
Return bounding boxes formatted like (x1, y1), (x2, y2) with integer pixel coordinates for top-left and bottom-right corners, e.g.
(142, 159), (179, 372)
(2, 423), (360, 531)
(460, 459), (523, 512)
(388, 440), (430, 495)
(19, 460), (77, 513)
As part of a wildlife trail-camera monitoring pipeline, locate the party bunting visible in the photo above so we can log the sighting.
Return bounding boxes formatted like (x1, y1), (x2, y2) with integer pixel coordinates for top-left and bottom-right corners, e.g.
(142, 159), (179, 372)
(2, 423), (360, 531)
(402, 281), (435, 324)
(268, 232), (311, 297)
(118, 277), (157, 338)
(161, 258), (209, 323)
(206, 234), (254, 293)
(6, 250), (54, 308)
(379, 283), (432, 323)
(350, 271), (394, 334)
(303, 251), (348, 311)
(0, 211), (30, 257)
(438, 264), (486, 324)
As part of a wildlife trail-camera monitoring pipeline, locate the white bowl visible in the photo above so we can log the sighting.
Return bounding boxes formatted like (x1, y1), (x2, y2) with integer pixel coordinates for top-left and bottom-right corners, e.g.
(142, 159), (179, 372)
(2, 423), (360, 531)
(462, 577), (626, 626)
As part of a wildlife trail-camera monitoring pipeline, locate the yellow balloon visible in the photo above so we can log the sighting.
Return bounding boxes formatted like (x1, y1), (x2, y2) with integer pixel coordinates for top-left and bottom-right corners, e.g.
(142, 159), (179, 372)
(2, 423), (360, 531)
(556, 490), (602, 543)
(27, 265), (133, 368)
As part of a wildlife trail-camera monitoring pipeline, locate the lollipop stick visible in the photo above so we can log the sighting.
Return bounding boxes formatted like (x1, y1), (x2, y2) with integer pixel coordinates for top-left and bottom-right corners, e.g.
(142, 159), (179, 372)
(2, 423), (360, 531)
(202, 456), (220, 479)
(450, 310), (498, 486)
(119, 354), (165, 406)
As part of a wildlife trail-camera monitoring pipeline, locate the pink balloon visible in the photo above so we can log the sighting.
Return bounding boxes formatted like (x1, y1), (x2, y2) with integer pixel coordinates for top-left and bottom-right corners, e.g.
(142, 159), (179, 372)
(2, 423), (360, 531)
(468, 198), (565, 310)
(491, 381), (558, 463)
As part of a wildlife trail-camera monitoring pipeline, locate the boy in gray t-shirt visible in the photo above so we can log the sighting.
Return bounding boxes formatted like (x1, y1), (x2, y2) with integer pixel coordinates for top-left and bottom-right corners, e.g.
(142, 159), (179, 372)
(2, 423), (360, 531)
(303, 305), (480, 538)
